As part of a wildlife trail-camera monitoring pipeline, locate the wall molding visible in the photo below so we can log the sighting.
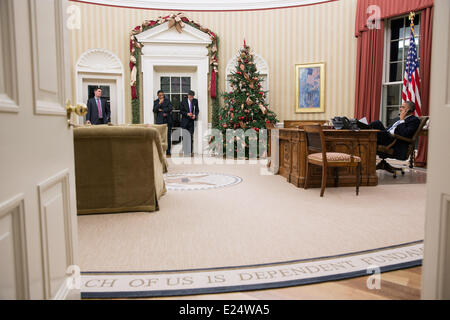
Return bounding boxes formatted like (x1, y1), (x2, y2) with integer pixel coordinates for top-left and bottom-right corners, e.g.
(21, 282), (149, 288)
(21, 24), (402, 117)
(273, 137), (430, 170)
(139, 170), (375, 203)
(0, 0), (19, 113)
(29, 0), (67, 116)
(0, 194), (29, 299)
(76, 48), (123, 74)
(38, 169), (74, 299)
(70, 0), (337, 12)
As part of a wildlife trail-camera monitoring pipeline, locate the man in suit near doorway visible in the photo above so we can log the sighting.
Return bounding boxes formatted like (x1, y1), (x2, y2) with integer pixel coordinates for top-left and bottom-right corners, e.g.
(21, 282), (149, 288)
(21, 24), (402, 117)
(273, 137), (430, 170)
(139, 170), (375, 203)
(180, 90), (199, 156)
(153, 90), (173, 156)
(86, 88), (111, 125)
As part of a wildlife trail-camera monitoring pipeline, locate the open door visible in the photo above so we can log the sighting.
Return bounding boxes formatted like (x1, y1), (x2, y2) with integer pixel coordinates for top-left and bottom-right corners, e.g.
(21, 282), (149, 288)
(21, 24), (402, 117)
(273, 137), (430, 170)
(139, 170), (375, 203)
(422, 0), (450, 300)
(0, 0), (80, 299)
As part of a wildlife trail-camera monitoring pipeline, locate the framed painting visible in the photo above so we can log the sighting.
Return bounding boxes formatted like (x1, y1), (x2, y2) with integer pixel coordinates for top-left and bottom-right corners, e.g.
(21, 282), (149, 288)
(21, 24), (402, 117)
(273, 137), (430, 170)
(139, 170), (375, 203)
(295, 63), (325, 113)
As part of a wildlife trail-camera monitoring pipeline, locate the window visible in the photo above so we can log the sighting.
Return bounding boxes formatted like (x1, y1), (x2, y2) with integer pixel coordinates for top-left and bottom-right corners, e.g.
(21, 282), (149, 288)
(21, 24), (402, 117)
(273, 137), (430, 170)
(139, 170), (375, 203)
(160, 76), (191, 128)
(88, 85), (110, 103)
(382, 14), (420, 127)
(160, 76), (191, 111)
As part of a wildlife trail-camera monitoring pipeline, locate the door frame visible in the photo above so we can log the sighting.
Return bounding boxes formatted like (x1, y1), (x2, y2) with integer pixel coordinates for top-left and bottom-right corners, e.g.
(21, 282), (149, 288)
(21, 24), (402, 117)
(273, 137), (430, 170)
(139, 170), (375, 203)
(75, 49), (125, 124)
(422, 0), (450, 300)
(80, 78), (118, 124)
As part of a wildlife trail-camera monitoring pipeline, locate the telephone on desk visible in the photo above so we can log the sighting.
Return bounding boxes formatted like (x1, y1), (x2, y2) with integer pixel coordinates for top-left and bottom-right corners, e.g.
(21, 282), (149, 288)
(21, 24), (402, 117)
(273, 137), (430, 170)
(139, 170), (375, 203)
(331, 117), (359, 131)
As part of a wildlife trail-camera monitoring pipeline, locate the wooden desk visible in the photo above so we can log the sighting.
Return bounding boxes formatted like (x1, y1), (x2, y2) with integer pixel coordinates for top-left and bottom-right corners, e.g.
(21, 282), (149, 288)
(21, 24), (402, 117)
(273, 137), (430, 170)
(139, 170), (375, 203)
(269, 128), (379, 188)
(284, 120), (328, 128)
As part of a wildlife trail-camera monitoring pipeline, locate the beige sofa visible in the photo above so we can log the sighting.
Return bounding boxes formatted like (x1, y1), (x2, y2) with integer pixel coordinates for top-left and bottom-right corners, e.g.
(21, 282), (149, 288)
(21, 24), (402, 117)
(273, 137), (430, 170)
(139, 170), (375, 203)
(126, 124), (168, 152)
(73, 125), (167, 215)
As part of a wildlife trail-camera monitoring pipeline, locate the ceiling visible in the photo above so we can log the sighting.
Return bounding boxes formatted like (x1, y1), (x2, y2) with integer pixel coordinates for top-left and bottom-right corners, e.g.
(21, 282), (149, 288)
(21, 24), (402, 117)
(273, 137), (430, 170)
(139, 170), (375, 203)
(72, 0), (335, 11)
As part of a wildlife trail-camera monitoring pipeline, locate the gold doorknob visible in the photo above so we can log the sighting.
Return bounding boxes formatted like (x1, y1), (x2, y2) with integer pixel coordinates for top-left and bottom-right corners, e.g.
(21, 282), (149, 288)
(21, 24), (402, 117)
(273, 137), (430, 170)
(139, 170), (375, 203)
(66, 100), (88, 127)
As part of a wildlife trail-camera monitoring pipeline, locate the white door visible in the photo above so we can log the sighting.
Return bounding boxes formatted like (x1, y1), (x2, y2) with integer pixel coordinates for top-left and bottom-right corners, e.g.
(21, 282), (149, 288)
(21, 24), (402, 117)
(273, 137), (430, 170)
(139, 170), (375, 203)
(82, 80), (117, 124)
(0, 0), (79, 299)
(422, 0), (450, 299)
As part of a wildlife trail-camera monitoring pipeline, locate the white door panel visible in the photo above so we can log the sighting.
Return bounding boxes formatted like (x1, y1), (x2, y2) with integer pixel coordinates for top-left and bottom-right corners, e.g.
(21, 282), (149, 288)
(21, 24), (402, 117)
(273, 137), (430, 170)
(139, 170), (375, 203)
(30, 0), (68, 115)
(0, 0), (79, 300)
(422, 0), (450, 299)
(0, 195), (28, 299)
(0, 0), (19, 113)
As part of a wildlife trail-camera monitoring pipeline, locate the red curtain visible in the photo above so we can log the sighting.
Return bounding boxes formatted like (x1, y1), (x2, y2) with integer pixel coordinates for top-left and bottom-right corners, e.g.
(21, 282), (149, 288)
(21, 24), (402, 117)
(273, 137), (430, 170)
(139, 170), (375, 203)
(354, 24), (385, 122)
(415, 6), (433, 167)
(355, 0), (434, 36)
(354, 0), (434, 165)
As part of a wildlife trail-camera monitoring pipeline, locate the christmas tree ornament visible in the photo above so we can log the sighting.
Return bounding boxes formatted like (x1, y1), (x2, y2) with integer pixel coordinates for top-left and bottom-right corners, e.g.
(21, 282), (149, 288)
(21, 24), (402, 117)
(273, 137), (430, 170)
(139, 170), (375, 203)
(240, 64), (245, 71)
(246, 97), (253, 105)
(259, 103), (267, 114)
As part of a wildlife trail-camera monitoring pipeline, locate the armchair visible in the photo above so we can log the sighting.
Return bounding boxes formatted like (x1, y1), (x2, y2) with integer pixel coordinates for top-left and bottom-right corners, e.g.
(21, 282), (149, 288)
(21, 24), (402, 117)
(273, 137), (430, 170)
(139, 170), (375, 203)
(376, 116), (429, 178)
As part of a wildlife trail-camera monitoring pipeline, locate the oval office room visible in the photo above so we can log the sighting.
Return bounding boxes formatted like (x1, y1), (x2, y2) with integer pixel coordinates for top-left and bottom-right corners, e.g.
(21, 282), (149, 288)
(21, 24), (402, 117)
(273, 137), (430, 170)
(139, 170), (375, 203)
(1, 0), (450, 304)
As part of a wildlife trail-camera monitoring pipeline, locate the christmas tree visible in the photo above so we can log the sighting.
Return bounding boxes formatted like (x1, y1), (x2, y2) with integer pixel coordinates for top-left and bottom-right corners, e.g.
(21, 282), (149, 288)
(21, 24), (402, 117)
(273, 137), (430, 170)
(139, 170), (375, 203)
(217, 41), (278, 158)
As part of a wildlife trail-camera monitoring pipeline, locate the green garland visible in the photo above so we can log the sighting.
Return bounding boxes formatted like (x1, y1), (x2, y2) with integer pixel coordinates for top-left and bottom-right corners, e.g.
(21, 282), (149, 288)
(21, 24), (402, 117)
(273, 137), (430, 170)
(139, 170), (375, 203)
(132, 47), (141, 124)
(130, 14), (219, 124)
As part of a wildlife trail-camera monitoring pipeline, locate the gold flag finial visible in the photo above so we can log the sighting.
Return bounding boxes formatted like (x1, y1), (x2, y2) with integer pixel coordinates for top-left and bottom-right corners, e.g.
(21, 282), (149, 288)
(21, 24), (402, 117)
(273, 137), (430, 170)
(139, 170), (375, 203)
(409, 12), (416, 23)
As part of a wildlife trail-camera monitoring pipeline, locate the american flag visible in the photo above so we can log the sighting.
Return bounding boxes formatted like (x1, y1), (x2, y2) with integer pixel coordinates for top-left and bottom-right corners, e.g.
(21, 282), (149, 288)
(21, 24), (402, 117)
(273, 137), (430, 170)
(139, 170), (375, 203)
(402, 21), (422, 116)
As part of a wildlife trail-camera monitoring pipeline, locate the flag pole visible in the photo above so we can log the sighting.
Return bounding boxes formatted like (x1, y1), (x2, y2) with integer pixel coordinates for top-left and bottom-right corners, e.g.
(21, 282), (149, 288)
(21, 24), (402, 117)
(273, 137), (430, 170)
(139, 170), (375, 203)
(409, 12), (416, 36)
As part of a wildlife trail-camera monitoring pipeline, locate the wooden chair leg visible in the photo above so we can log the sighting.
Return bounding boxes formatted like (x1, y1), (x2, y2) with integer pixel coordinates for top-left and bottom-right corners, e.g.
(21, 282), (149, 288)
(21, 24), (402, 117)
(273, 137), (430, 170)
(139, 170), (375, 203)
(320, 165), (327, 197)
(304, 161), (310, 190)
(356, 163), (361, 196)
(334, 167), (339, 187)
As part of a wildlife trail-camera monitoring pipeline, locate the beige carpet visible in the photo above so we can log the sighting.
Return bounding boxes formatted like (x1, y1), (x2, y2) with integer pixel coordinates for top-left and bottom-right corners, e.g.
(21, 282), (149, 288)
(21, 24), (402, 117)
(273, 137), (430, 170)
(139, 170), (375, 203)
(77, 157), (425, 272)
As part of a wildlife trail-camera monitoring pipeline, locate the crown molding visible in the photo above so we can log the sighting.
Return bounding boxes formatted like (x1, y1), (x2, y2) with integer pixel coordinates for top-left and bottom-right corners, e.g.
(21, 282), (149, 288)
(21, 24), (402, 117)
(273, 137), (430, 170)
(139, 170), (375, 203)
(70, 0), (337, 11)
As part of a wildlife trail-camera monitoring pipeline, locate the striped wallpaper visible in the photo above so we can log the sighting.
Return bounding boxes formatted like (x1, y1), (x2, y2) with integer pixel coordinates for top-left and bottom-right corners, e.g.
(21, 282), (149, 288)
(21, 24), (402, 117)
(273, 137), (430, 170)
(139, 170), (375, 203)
(69, 0), (358, 123)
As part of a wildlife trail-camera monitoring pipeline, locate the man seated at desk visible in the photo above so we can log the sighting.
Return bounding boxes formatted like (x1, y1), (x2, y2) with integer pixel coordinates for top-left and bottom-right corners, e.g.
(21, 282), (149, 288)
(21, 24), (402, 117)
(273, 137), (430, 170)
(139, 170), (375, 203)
(368, 101), (420, 158)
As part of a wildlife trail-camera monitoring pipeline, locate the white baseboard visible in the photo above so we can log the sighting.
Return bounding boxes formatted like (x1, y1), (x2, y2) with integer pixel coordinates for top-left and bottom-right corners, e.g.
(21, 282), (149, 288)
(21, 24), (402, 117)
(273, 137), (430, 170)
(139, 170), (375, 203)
(52, 277), (81, 300)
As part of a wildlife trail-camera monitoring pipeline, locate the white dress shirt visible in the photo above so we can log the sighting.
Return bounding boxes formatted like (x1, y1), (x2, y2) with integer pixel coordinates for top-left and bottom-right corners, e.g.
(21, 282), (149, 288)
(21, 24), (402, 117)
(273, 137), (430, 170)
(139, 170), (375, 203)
(388, 115), (411, 135)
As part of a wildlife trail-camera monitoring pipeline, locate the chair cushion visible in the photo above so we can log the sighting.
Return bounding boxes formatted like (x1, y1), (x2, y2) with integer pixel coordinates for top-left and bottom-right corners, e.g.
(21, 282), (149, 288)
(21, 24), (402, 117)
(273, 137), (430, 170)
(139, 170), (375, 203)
(308, 152), (361, 163)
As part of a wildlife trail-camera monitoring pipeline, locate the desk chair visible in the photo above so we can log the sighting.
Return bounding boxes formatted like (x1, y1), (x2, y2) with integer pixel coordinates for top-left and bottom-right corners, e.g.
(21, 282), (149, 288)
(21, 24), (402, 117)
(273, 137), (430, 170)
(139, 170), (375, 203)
(376, 116), (429, 178)
(303, 124), (361, 197)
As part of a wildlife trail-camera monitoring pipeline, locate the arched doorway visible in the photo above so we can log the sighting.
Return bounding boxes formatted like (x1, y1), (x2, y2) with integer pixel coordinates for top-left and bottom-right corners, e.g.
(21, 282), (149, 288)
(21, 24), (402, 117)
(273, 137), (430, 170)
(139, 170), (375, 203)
(135, 22), (212, 154)
(75, 49), (125, 124)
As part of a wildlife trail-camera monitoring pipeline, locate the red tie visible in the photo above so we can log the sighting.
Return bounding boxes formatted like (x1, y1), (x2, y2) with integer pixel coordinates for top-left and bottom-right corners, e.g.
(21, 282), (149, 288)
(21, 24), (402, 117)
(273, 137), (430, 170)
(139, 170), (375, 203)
(96, 99), (102, 118)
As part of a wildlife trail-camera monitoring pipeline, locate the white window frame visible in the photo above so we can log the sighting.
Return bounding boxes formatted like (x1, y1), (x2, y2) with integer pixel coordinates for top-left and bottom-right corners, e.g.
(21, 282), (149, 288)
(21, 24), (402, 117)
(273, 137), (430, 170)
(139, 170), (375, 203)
(157, 73), (193, 109)
(381, 14), (421, 126)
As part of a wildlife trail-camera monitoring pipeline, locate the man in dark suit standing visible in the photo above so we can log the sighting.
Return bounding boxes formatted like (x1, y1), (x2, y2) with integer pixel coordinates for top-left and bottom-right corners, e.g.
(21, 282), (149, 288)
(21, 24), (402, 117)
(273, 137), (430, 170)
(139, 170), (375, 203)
(368, 101), (420, 159)
(180, 90), (199, 156)
(86, 88), (111, 125)
(153, 90), (173, 156)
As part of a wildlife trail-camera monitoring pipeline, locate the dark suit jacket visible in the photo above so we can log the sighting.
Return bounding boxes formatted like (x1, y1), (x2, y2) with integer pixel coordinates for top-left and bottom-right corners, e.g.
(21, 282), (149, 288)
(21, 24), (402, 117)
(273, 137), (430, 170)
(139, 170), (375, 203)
(153, 98), (173, 125)
(86, 97), (110, 124)
(391, 115), (420, 159)
(180, 98), (199, 129)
